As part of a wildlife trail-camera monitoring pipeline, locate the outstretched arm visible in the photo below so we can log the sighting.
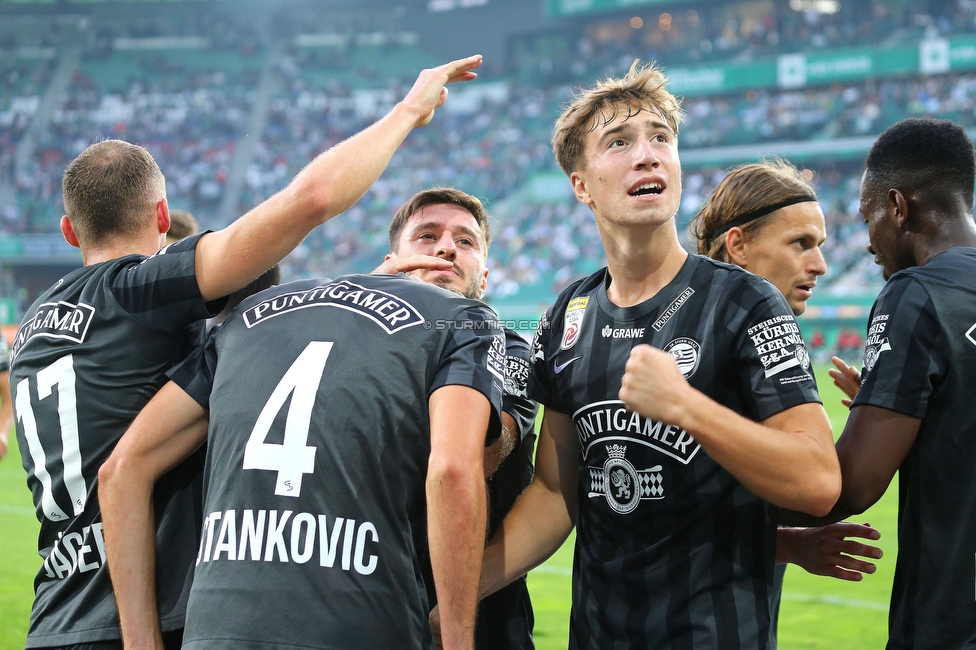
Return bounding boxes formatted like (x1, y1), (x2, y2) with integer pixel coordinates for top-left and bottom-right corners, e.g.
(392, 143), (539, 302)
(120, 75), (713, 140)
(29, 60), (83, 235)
(781, 404), (919, 527)
(427, 385), (490, 650)
(777, 522), (882, 581)
(480, 408), (578, 599)
(194, 55), (483, 302)
(619, 344), (841, 516)
(99, 382), (209, 649)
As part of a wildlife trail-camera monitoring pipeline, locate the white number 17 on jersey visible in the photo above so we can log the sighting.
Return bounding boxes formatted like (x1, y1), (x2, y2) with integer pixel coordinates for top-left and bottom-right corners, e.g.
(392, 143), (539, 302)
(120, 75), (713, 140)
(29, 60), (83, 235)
(242, 341), (333, 498)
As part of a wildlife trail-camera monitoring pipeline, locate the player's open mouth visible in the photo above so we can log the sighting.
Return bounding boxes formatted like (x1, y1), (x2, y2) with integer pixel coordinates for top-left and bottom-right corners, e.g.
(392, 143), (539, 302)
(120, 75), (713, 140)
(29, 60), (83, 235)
(628, 181), (664, 196)
(796, 283), (815, 297)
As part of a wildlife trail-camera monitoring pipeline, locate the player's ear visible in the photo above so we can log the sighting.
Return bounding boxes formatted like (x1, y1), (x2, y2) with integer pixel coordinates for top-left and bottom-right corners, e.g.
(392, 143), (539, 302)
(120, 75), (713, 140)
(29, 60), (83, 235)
(725, 227), (749, 268)
(61, 216), (81, 249)
(384, 252), (396, 261)
(476, 267), (488, 300)
(156, 198), (170, 236)
(889, 188), (910, 230)
(571, 171), (594, 207)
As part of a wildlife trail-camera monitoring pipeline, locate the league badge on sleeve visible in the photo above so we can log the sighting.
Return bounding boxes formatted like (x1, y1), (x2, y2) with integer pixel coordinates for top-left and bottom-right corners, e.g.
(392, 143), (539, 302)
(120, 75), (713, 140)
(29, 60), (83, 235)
(560, 297), (589, 350)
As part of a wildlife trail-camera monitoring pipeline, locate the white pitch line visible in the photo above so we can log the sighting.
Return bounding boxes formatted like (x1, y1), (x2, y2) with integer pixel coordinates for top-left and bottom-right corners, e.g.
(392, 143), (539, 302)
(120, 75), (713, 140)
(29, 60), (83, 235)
(0, 504), (36, 516)
(531, 565), (572, 576)
(781, 592), (888, 611)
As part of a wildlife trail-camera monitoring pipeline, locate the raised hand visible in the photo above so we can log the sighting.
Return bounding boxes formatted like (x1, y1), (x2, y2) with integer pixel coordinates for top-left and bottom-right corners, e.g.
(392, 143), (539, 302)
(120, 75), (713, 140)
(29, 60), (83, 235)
(400, 55), (483, 128)
(828, 356), (861, 407)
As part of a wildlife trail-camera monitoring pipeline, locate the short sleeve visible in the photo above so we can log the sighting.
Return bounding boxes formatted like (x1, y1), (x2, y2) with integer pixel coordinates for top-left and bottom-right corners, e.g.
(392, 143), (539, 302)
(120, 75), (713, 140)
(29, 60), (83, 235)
(852, 276), (944, 418)
(502, 329), (539, 444)
(527, 305), (568, 413)
(110, 232), (221, 331)
(167, 330), (218, 410)
(430, 303), (505, 445)
(727, 276), (821, 421)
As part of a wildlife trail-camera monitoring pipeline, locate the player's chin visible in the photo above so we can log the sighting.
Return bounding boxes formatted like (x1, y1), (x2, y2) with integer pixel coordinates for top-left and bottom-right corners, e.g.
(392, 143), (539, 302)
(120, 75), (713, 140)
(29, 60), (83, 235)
(788, 296), (808, 316)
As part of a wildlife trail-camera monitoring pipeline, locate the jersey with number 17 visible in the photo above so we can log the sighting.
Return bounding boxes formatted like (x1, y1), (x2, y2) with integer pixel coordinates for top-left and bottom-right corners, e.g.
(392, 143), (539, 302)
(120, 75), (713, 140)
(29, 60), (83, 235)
(9, 234), (213, 648)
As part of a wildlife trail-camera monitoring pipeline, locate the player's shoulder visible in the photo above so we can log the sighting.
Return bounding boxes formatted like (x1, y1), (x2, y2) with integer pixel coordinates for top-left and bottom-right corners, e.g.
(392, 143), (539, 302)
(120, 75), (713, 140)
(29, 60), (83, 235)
(546, 268), (607, 321)
(691, 254), (772, 291)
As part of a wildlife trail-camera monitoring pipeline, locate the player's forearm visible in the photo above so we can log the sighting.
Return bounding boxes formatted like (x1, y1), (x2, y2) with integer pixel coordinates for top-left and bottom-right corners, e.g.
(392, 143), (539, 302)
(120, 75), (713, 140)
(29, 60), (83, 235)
(194, 104), (418, 302)
(676, 393), (841, 516)
(427, 461), (486, 650)
(479, 479), (575, 599)
(483, 415), (518, 478)
(99, 460), (164, 648)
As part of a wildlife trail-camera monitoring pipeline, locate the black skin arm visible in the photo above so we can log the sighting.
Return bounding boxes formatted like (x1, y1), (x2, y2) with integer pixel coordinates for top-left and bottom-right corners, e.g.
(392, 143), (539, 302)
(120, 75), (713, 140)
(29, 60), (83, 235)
(781, 404), (920, 526)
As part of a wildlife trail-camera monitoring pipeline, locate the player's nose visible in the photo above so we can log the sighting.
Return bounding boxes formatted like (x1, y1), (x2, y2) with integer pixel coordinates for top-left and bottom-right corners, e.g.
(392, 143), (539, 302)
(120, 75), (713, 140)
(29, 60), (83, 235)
(632, 137), (659, 169)
(434, 234), (457, 259)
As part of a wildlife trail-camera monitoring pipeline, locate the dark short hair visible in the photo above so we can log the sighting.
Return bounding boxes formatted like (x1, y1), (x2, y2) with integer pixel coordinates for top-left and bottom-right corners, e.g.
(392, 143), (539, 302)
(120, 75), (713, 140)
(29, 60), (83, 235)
(167, 209), (199, 241)
(389, 188), (491, 256)
(62, 140), (166, 244)
(866, 117), (975, 209)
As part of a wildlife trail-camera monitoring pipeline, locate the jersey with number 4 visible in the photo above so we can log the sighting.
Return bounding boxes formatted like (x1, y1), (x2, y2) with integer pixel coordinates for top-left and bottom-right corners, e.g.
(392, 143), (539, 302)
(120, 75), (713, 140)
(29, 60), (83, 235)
(9, 234), (213, 647)
(852, 247), (976, 650)
(169, 273), (504, 650)
(529, 255), (820, 650)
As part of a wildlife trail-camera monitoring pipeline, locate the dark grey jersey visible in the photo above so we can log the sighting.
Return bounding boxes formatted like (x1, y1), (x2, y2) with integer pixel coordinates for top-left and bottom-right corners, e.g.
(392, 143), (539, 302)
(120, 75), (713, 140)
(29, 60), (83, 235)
(852, 247), (976, 650)
(9, 234), (214, 647)
(529, 255), (820, 650)
(169, 274), (504, 650)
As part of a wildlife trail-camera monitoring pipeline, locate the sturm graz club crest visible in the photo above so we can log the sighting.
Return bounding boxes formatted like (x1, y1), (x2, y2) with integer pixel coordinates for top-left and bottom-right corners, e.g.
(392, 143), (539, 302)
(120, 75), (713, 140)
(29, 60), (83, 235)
(588, 444), (664, 514)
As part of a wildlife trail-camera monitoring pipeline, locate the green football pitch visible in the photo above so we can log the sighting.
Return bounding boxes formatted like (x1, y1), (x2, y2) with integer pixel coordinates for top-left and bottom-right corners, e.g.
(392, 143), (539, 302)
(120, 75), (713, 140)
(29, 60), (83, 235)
(0, 365), (896, 648)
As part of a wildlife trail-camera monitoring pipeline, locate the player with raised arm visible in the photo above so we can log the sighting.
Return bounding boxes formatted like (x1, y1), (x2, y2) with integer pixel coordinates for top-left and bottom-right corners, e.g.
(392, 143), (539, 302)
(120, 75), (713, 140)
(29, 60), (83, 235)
(474, 61), (840, 649)
(9, 54), (482, 650)
(377, 188), (538, 649)
(100, 272), (504, 649)
(782, 117), (976, 650)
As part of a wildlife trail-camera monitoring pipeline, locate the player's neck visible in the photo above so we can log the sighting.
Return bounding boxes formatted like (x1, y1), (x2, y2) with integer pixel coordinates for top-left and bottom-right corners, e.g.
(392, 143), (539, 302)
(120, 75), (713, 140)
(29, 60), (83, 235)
(601, 225), (688, 308)
(80, 233), (165, 266)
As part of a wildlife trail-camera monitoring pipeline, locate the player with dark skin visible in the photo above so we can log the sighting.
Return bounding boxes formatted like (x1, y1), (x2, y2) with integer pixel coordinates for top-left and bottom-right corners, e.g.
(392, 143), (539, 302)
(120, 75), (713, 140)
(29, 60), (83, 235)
(781, 117), (976, 649)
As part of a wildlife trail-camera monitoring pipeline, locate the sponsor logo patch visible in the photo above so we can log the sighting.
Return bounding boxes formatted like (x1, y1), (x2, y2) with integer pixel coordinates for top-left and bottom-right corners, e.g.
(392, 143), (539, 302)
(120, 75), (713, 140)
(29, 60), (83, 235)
(531, 313), (549, 362)
(863, 314), (891, 373)
(560, 297), (589, 350)
(587, 444), (664, 515)
(601, 325), (646, 339)
(487, 333), (506, 383)
(746, 314), (808, 378)
(573, 400), (700, 465)
(663, 337), (701, 378)
(652, 287), (694, 332)
(12, 301), (95, 358)
(242, 280), (424, 334)
(504, 355), (530, 398)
